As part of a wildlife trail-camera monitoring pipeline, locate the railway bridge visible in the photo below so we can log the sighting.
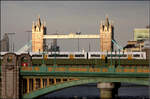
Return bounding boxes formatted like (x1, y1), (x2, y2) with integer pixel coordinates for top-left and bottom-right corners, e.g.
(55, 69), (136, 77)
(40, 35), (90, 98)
(0, 53), (149, 99)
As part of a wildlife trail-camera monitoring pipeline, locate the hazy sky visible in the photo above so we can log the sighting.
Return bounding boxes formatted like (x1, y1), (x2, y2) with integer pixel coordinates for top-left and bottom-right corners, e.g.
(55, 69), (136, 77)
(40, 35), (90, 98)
(1, 1), (149, 51)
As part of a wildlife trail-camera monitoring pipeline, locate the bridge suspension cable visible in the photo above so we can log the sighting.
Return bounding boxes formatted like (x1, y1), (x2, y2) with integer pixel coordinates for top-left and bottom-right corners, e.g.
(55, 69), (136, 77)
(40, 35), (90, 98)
(111, 39), (123, 51)
(17, 40), (32, 52)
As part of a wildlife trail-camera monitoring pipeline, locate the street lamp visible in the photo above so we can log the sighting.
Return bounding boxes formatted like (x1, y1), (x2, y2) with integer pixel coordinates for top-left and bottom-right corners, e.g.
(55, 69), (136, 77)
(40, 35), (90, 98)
(7, 32), (15, 52)
(119, 49), (120, 67)
(76, 32), (81, 52)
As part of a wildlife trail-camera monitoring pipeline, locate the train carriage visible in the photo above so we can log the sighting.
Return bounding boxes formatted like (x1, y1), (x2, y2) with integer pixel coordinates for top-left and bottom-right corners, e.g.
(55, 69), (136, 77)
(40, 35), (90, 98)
(0, 51), (147, 60)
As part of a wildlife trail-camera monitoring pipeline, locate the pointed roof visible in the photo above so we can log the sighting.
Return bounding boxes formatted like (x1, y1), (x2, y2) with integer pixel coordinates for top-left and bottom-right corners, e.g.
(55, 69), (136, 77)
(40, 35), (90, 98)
(105, 15), (109, 27)
(37, 15), (41, 27)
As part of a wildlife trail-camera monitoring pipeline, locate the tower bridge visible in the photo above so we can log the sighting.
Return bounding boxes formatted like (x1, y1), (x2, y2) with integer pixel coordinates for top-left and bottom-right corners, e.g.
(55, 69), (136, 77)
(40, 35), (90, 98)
(31, 16), (114, 52)
(1, 16), (149, 99)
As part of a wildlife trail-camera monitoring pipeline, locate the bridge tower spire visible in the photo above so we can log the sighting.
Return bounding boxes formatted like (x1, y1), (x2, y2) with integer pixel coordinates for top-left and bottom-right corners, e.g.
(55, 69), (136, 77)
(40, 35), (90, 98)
(32, 15), (47, 52)
(100, 16), (114, 52)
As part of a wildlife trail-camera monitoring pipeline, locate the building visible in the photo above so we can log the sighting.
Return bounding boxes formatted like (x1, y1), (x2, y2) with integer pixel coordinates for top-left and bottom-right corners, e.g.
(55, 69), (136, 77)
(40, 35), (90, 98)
(32, 16), (47, 52)
(143, 40), (150, 48)
(142, 40), (150, 59)
(134, 28), (149, 41)
(123, 40), (145, 52)
(0, 33), (9, 52)
(100, 16), (114, 52)
(124, 26), (149, 52)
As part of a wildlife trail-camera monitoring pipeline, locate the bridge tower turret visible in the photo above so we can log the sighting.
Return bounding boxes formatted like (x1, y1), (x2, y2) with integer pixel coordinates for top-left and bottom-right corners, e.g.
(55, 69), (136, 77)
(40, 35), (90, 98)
(32, 15), (47, 52)
(100, 16), (114, 52)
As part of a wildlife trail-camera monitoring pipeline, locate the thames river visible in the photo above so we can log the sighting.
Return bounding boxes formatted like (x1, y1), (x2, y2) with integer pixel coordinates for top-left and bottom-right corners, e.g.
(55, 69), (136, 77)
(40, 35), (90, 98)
(39, 83), (149, 99)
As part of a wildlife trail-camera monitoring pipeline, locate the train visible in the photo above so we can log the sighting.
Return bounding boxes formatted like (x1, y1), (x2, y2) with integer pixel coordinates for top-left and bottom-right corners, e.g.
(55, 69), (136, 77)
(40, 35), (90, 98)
(0, 51), (146, 60)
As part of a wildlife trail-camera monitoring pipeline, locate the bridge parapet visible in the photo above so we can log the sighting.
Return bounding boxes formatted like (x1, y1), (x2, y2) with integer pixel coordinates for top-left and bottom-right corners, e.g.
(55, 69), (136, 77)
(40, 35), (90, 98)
(20, 65), (150, 77)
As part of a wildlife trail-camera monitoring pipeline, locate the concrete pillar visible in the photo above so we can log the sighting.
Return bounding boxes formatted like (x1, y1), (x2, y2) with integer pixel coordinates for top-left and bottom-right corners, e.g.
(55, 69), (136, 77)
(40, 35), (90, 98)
(97, 82), (115, 99)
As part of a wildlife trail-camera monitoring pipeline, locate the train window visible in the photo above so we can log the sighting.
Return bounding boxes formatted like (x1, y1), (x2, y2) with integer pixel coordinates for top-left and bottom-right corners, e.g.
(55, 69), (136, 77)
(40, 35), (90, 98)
(91, 54), (100, 57)
(32, 55), (42, 57)
(75, 54), (84, 57)
(49, 54), (68, 57)
(133, 54), (140, 57)
(107, 54), (127, 57)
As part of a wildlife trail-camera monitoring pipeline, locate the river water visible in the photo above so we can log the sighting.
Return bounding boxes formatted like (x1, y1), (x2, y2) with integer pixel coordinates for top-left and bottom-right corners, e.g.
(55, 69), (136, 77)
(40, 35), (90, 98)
(39, 83), (149, 99)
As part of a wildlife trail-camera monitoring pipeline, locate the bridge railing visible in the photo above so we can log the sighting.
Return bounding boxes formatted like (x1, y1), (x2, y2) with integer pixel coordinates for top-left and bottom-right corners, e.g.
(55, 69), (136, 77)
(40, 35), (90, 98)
(20, 65), (150, 75)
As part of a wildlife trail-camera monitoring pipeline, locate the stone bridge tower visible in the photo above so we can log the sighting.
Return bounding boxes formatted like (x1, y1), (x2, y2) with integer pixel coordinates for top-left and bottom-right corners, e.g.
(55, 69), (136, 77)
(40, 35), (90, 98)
(100, 16), (114, 52)
(32, 16), (47, 52)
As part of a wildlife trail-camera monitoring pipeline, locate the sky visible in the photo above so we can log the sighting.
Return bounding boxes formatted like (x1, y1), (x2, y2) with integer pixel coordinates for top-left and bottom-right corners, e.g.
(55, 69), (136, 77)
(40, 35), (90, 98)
(1, 1), (149, 52)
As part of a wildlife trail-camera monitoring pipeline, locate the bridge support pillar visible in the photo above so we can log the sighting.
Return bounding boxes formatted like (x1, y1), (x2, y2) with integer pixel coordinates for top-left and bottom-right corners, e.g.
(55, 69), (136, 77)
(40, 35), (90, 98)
(97, 82), (115, 99)
(1, 53), (19, 99)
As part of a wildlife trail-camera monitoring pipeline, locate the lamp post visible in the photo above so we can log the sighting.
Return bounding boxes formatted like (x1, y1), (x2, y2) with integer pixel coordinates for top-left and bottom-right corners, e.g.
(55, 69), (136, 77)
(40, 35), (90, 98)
(110, 49), (112, 66)
(115, 50), (117, 68)
(119, 49), (120, 67)
(76, 32), (81, 52)
(7, 32), (15, 52)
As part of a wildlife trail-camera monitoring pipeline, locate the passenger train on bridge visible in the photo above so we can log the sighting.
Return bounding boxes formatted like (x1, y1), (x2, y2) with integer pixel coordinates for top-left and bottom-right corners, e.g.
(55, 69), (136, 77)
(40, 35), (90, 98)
(0, 51), (146, 60)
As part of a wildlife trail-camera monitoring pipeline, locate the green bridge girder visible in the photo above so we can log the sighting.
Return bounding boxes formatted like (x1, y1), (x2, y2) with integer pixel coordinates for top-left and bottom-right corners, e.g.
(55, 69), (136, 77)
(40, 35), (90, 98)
(21, 66), (150, 98)
(23, 77), (149, 99)
(20, 66), (149, 77)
